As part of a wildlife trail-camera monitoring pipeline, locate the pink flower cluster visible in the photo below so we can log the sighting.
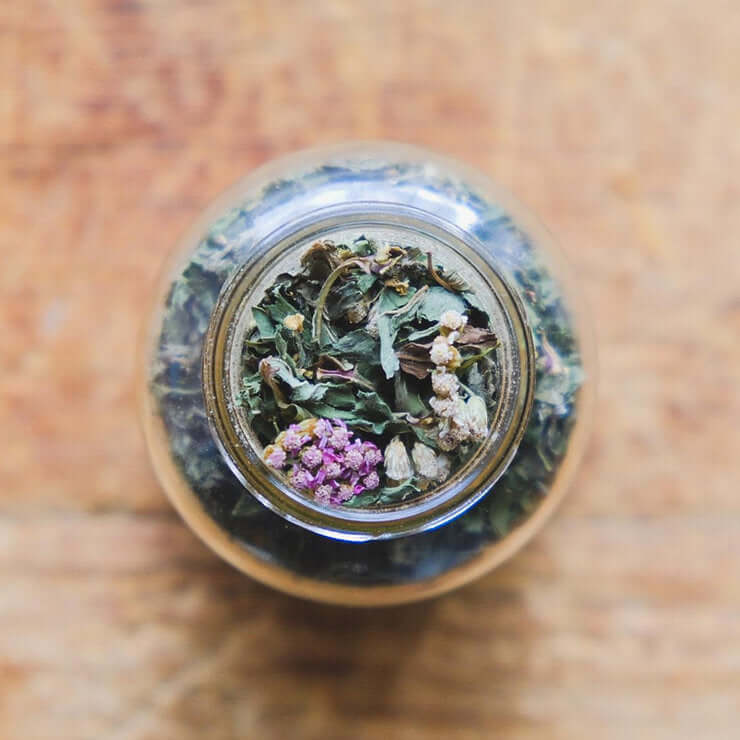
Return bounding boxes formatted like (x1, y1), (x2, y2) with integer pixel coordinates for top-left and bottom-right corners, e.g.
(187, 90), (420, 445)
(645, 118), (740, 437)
(263, 419), (383, 506)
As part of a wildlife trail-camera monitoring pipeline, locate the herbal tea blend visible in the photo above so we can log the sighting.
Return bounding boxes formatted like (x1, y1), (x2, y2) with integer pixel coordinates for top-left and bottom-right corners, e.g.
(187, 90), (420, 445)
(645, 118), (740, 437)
(239, 237), (499, 508)
(142, 143), (592, 605)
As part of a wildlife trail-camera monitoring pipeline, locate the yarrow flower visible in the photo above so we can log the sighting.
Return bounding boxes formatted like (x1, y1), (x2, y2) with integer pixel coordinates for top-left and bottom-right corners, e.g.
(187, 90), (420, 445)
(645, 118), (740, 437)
(429, 395), (459, 418)
(262, 418), (383, 507)
(264, 446), (286, 470)
(336, 483), (355, 502)
(290, 467), (313, 490)
(363, 471), (380, 490)
(329, 424), (351, 450)
(363, 443), (383, 467)
(431, 368), (459, 398)
(440, 310), (467, 332)
(315, 485), (333, 505)
(321, 461), (343, 480)
(425, 311), (489, 451)
(279, 425), (308, 453)
(343, 442), (365, 471)
(300, 445), (323, 469)
(430, 335), (455, 366)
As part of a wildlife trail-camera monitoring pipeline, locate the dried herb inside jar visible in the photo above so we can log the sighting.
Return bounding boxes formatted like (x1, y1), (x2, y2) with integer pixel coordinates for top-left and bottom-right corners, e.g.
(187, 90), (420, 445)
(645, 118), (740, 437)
(237, 236), (500, 508)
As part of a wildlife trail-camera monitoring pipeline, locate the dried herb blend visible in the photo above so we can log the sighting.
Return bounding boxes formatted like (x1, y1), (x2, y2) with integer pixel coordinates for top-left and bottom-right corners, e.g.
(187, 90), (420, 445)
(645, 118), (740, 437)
(144, 145), (590, 601)
(239, 237), (500, 508)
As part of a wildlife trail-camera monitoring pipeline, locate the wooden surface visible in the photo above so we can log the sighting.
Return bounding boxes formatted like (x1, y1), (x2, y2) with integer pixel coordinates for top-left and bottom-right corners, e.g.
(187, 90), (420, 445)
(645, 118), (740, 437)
(2, 1), (739, 738)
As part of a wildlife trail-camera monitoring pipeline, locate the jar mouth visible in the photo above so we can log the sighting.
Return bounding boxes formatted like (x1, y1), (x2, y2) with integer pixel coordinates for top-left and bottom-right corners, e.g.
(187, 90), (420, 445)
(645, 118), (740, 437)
(202, 202), (535, 541)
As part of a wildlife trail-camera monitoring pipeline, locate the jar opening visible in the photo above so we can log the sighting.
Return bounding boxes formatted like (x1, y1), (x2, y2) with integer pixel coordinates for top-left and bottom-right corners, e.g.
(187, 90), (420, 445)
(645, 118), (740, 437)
(203, 204), (535, 541)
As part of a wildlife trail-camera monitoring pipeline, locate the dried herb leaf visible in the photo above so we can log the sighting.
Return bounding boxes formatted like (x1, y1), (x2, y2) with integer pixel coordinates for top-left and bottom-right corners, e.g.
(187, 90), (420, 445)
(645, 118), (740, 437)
(418, 286), (467, 323)
(396, 342), (434, 379)
(394, 374), (429, 417)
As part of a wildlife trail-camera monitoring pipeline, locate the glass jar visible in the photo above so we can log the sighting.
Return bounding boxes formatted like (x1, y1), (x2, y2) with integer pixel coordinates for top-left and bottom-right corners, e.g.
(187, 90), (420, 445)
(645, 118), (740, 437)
(139, 142), (594, 606)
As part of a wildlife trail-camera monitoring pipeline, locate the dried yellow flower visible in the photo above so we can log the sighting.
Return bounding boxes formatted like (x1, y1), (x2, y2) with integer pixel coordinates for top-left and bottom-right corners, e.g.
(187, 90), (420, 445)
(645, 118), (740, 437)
(283, 313), (305, 332)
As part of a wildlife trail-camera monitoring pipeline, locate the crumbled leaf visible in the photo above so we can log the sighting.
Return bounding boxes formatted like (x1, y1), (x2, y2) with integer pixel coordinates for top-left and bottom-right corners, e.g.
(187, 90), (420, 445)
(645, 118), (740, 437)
(394, 374), (429, 417)
(396, 342), (434, 379)
(333, 329), (379, 360)
(252, 306), (275, 339)
(418, 286), (467, 322)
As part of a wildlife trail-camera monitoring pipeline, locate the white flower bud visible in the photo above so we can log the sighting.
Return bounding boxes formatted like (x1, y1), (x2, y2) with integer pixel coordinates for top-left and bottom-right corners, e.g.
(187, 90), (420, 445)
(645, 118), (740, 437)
(429, 395), (458, 418)
(435, 453), (452, 482)
(440, 310), (467, 332)
(411, 442), (439, 481)
(464, 395), (488, 440)
(429, 335), (454, 366)
(431, 368), (459, 398)
(384, 436), (413, 483)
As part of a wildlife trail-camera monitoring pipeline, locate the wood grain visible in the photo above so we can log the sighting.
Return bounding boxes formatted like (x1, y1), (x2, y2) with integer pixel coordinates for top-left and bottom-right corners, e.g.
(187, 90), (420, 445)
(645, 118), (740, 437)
(1, 1), (739, 738)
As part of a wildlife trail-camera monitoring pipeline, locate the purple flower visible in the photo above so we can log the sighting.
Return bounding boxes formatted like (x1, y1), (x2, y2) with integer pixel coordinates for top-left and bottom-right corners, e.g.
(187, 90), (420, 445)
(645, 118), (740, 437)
(271, 419), (384, 503)
(300, 445), (323, 470)
(322, 449), (341, 464)
(265, 447), (286, 469)
(290, 467), (313, 490)
(343, 443), (365, 471)
(363, 443), (383, 467)
(313, 419), (333, 439)
(336, 483), (355, 502)
(281, 426), (307, 453)
(363, 471), (380, 490)
(322, 462), (343, 480)
(314, 485), (333, 505)
(329, 425), (351, 450)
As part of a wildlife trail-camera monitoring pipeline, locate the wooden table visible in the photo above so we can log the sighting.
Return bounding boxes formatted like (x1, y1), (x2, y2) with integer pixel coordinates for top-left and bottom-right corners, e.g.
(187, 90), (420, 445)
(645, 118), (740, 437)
(2, 1), (739, 737)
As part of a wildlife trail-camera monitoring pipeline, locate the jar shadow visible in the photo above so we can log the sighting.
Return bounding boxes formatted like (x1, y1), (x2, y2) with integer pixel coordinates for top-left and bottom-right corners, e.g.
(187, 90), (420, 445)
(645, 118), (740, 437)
(159, 556), (534, 735)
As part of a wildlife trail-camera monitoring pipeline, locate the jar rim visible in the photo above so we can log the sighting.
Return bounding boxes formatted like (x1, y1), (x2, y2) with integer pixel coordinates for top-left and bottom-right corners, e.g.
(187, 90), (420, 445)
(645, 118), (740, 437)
(202, 202), (535, 541)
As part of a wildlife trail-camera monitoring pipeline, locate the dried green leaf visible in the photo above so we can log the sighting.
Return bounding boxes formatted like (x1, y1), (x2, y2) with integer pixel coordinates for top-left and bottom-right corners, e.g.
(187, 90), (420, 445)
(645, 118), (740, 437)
(418, 286), (466, 322)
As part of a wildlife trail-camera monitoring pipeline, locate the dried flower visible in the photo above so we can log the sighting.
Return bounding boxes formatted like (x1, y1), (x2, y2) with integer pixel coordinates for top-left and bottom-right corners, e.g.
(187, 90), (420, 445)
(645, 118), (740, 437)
(278, 426), (307, 453)
(429, 335), (461, 369)
(435, 453), (452, 482)
(384, 436), (413, 483)
(363, 471), (380, 489)
(363, 443), (383, 467)
(429, 395), (458, 418)
(431, 368), (459, 398)
(312, 418), (333, 440)
(336, 483), (356, 502)
(440, 310), (467, 332)
(412, 442), (439, 480)
(346, 302), (368, 324)
(315, 484), (334, 505)
(343, 442), (365, 471)
(283, 313), (305, 332)
(329, 424), (351, 450)
(464, 395), (488, 441)
(430, 336), (455, 366)
(263, 418), (383, 506)
(321, 461), (343, 480)
(300, 445), (323, 469)
(290, 467), (314, 490)
(264, 445), (287, 469)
